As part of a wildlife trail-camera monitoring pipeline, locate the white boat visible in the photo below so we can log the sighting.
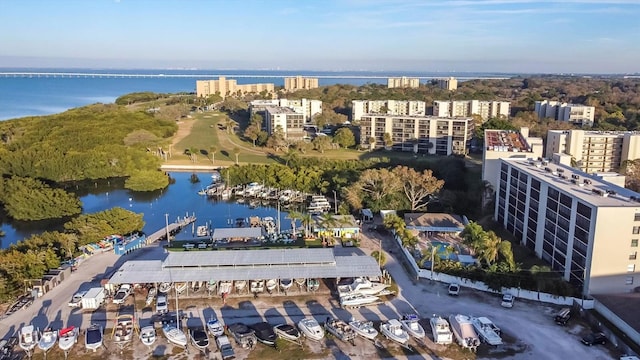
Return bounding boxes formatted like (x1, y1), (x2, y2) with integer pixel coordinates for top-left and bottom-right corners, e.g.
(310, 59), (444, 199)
(324, 317), (356, 344)
(430, 315), (453, 345)
(139, 326), (156, 347)
(295, 278), (306, 288)
(401, 314), (426, 339)
(174, 282), (187, 294)
(219, 281), (232, 295)
(37, 328), (57, 352)
(340, 293), (380, 308)
(297, 318), (325, 341)
(379, 319), (409, 345)
(207, 316), (225, 337)
(190, 327), (209, 351)
(266, 279), (277, 292)
(207, 280), (217, 292)
(348, 320), (378, 340)
(146, 287), (156, 306)
(58, 326), (78, 351)
(471, 316), (502, 346)
(113, 315), (135, 345)
(19, 325), (39, 351)
(196, 225), (209, 237)
(449, 314), (480, 351)
(337, 278), (390, 296)
(85, 324), (103, 352)
(250, 280), (265, 293)
(234, 280), (247, 292)
(280, 278), (293, 291)
(273, 324), (300, 341)
(163, 323), (187, 347)
(307, 278), (320, 291)
(279, 190), (293, 202)
(159, 282), (172, 293)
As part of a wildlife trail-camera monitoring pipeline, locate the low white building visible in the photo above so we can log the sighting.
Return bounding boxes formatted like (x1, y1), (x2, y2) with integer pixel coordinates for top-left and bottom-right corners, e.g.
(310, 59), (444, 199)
(433, 100), (510, 120)
(264, 106), (305, 139)
(351, 100), (426, 122)
(250, 98), (322, 123)
(535, 100), (595, 126)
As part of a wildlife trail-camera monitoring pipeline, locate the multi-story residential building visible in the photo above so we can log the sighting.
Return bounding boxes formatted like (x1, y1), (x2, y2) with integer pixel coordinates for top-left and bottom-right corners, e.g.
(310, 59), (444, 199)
(284, 76), (319, 91)
(263, 106), (305, 139)
(250, 99), (322, 123)
(482, 128), (544, 190)
(534, 100), (595, 126)
(433, 100), (510, 120)
(496, 158), (640, 295)
(351, 100), (426, 122)
(437, 77), (458, 90)
(387, 77), (420, 89)
(359, 115), (473, 155)
(196, 77), (275, 99)
(546, 130), (640, 173)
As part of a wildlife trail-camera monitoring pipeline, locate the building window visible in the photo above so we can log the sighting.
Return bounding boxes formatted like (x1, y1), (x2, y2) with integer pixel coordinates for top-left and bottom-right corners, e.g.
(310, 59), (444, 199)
(633, 239), (639, 247)
(634, 226), (640, 235)
(626, 276), (634, 285)
(629, 264), (636, 272)
(635, 213), (640, 221)
(631, 252), (638, 260)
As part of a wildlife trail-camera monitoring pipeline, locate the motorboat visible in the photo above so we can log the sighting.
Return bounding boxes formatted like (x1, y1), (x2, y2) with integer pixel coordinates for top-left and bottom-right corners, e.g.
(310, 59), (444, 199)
(174, 282), (187, 294)
(379, 319), (409, 345)
(207, 280), (217, 292)
(280, 278), (293, 291)
(297, 318), (325, 341)
(227, 323), (257, 349)
(471, 316), (503, 346)
(273, 324), (300, 341)
(37, 328), (57, 352)
(219, 281), (232, 295)
(191, 281), (203, 293)
(162, 323), (187, 347)
(401, 314), (426, 340)
(85, 324), (103, 352)
(266, 279), (277, 293)
(348, 319), (378, 340)
(159, 282), (172, 293)
(58, 326), (78, 351)
(146, 287), (157, 306)
(0, 337), (16, 359)
(113, 315), (135, 345)
(430, 315), (453, 345)
(307, 278), (320, 292)
(190, 327), (209, 351)
(295, 278), (306, 288)
(448, 314), (480, 351)
(196, 225), (209, 237)
(207, 315), (225, 337)
(324, 317), (356, 345)
(250, 280), (265, 294)
(19, 325), (39, 351)
(250, 322), (277, 347)
(337, 278), (390, 296)
(339, 293), (379, 308)
(234, 280), (247, 292)
(139, 326), (156, 347)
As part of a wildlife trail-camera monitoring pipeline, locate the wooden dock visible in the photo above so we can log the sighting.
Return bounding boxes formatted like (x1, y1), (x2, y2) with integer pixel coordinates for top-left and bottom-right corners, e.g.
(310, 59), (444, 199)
(146, 215), (197, 244)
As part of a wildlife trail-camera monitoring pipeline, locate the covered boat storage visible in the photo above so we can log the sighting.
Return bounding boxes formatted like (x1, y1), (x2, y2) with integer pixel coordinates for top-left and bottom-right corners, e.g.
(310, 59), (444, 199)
(107, 248), (381, 287)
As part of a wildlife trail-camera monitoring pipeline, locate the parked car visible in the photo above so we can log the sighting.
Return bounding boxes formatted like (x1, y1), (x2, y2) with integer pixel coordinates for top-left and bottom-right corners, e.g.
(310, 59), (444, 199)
(581, 332), (607, 346)
(448, 283), (460, 296)
(156, 294), (168, 314)
(554, 307), (572, 326)
(112, 284), (131, 305)
(68, 291), (87, 308)
(501, 294), (515, 308)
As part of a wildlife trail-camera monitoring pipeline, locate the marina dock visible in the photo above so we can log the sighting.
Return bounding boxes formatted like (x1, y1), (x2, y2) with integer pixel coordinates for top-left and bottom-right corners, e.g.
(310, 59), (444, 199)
(145, 215), (197, 244)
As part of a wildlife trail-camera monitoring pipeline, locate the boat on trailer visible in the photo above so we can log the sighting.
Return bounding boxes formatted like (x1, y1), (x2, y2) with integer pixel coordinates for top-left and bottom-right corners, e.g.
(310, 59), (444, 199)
(348, 320), (378, 340)
(380, 319), (409, 345)
(324, 317), (356, 345)
(297, 318), (324, 341)
(139, 326), (156, 347)
(19, 325), (39, 352)
(429, 315), (453, 345)
(449, 314), (480, 351)
(280, 278), (293, 291)
(273, 324), (300, 341)
(400, 314), (426, 340)
(207, 316), (225, 337)
(58, 326), (78, 351)
(471, 316), (502, 346)
(37, 328), (57, 352)
(85, 324), (103, 352)
(190, 327), (210, 351)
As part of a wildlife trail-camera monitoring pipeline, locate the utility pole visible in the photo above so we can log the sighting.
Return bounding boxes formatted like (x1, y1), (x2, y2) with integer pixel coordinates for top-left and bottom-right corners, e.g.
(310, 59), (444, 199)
(332, 190), (338, 215)
(165, 213), (170, 245)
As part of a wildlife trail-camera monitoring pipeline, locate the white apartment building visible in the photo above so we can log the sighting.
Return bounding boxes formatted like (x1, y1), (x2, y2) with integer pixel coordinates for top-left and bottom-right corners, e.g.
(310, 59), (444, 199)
(250, 98), (322, 123)
(351, 100), (426, 122)
(437, 77), (458, 90)
(263, 106), (305, 139)
(284, 76), (319, 91)
(387, 77), (420, 88)
(359, 115), (473, 155)
(534, 100), (595, 126)
(546, 130), (640, 173)
(433, 100), (510, 120)
(496, 158), (640, 295)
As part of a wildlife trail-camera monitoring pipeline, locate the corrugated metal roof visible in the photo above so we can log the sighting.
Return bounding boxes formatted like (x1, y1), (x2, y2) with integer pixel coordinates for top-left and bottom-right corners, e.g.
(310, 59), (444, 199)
(164, 248), (336, 268)
(211, 227), (262, 239)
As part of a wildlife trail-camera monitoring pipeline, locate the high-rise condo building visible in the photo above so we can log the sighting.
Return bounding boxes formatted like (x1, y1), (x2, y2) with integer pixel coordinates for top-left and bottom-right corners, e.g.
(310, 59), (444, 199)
(351, 100), (426, 122)
(387, 77), (420, 88)
(437, 77), (458, 90)
(284, 76), (319, 91)
(534, 100), (595, 126)
(433, 100), (510, 120)
(196, 77), (275, 99)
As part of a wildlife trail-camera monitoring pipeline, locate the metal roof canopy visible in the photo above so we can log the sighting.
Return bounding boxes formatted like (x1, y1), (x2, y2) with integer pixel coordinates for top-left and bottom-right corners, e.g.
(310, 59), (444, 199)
(211, 227), (262, 239)
(163, 248), (336, 268)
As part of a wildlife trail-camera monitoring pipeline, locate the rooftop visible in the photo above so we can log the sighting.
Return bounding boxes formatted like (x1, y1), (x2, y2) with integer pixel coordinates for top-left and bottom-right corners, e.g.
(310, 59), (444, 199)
(592, 293), (640, 336)
(211, 227), (262, 240)
(485, 130), (532, 152)
(504, 159), (640, 207)
(264, 106), (298, 114)
(548, 129), (640, 137)
(404, 213), (467, 232)
(360, 114), (473, 121)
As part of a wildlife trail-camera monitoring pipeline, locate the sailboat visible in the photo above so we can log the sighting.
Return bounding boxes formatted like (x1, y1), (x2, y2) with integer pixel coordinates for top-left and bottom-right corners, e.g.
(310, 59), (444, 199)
(163, 286), (187, 347)
(19, 325), (39, 352)
(58, 326), (79, 351)
(37, 328), (57, 352)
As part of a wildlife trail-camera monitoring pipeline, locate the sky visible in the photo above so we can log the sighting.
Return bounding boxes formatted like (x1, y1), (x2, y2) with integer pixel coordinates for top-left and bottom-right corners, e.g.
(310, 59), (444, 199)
(0, 0), (639, 73)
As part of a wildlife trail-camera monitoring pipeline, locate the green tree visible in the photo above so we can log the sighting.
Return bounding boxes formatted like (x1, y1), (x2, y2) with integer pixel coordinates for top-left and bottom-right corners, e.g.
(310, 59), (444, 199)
(383, 132), (392, 148)
(368, 136), (377, 150)
(312, 135), (332, 153)
(1, 177), (82, 221)
(232, 147), (241, 165)
(209, 145), (218, 165)
(370, 250), (387, 266)
(392, 166), (445, 211)
(125, 170), (170, 191)
(460, 222), (487, 255)
(333, 128), (356, 148)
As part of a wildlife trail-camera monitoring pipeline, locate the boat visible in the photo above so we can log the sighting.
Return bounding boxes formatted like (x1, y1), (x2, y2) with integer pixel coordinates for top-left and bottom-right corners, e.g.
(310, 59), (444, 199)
(190, 327), (210, 351)
(295, 278), (306, 288)
(139, 326), (156, 347)
(471, 316), (502, 346)
(349, 320), (378, 340)
(37, 328), (57, 352)
(207, 280), (217, 292)
(19, 325), (39, 352)
(85, 324), (103, 352)
(430, 315), (453, 345)
(340, 293), (380, 308)
(58, 326), (78, 351)
(207, 315), (225, 337)
(273, 324), (300, 341)
(234, 280), (247, 292)
(113, 315), (135, 345)
(448, 314), (480, 351)
(196, 225), (209, 237)
(324, 317), (356, 345)
(249, 322), (277, 347)
(379, 319), (409, 345)
(219, 281), (232, 295)
(280, 278), (293, 291)
(227, 323), (257, 349)
(146, 287), (156, 306)
(174, 282), (187, 294)
(266, 279), (277, 293)
(307, 278), (320, 292)
(250, 280), (265, 294)
(159, 282), (172, 293)
(297, 318), (324, 342)
(162, 323), (187, 347)
(400, 314), (426, 340)
(337, 278), (390, 296)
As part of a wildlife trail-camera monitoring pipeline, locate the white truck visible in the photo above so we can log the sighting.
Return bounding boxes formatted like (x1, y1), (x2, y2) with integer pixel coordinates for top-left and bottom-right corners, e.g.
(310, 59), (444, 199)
(112, 284), (131, 305)
(81, 287), (105, 311)
(216, 335), (235, 359)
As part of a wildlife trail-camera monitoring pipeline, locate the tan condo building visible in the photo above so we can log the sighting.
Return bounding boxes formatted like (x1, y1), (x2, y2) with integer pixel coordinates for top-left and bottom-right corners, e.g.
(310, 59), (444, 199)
(284, 76), (319, 91)
(433, 100), (510, 120)
(437, 77), (458, 90)
(351, 100), (426, 122)
(535, 100), (595, 126)
(264, 106), (305, 140)
(496, 158), (640, 295)
(196, 77), (275, 99)
(387, 76), (420, 88)
(359, 114), (473, 155)
(546, 129), (640, 174)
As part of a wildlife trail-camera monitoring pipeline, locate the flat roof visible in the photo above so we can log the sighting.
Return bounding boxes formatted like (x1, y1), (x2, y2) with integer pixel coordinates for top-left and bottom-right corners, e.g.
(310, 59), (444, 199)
(485, 130), (532, 152)
(360, 114), (473, 121)
(404, 213), (466, 232)
(265, 106), (297, 114)
(504, 159), (640, 208)
(164, 248), (336, 268)
(108, 248), (381, 284)
(212, 227), (262, 240)
(592, 293), (640, 335)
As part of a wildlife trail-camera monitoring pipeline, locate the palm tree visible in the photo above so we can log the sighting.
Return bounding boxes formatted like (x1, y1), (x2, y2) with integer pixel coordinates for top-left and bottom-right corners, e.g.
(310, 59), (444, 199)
(383, 214), (405, 234)
(287, 211), (302, 237)
(225, 118), (236, 134)
(232, 147), (240, 165)
(460, 222), (487, 255)
(368, 136), (376, 150)
(209, 145), (218, 165)
(300, 213), (313, 238)
(318, 213), (338, 245)
(480, 231), (501, 265)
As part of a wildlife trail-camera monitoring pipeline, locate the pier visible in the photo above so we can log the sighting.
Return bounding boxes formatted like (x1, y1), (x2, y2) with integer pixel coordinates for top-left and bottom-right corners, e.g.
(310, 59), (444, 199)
(145, 215), (196, 244)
